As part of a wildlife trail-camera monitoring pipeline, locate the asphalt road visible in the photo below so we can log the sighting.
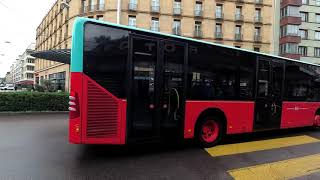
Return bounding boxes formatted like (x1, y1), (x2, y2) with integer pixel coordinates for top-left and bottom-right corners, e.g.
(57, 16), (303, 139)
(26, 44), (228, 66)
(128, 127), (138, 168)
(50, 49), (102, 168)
(0, 113), (319, 180)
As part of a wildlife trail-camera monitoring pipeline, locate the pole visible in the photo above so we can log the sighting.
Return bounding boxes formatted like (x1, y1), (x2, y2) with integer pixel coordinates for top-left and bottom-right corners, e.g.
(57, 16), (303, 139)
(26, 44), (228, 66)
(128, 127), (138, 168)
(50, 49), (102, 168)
(117, 0), (121, 24)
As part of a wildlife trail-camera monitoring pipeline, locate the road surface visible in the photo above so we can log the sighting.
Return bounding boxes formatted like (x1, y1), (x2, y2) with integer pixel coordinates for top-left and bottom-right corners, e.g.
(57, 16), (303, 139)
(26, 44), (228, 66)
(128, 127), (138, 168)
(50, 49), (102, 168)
(0, 113), (319, 180)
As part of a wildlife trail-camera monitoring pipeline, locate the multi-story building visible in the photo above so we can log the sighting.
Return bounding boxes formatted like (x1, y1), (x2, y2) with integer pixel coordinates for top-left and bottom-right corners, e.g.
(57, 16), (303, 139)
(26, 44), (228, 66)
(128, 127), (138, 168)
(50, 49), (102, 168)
(11, 58), (22, 84)
(276, 0), (320, 64)
(4, 72), (12, 84)
(9, 43), (36, 86)
(35, 0), (274, 92)
(298, 0), (320, 64)
(19, 43), (36, 85)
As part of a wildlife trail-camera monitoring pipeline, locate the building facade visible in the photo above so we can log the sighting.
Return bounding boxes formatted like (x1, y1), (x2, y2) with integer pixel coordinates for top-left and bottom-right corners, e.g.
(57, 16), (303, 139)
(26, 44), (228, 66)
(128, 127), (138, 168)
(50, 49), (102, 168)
(19, 43), (36, 85)
(35, 0), (274, 92)
(299, 0), (320, 64)
(4, 72), (12, 84)
(8, 43), (36, 86)
(276, 0), (320, 64)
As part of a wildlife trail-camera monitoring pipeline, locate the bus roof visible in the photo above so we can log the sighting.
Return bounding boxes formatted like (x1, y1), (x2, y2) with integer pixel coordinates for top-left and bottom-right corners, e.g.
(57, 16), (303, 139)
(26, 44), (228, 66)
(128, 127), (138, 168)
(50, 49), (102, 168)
(76, 17), (320, 67)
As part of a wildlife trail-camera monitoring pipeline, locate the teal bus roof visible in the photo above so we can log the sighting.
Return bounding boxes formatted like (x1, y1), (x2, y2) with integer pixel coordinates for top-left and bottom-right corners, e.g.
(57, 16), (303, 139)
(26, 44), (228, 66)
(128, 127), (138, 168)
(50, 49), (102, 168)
(73, 17), (320, 68)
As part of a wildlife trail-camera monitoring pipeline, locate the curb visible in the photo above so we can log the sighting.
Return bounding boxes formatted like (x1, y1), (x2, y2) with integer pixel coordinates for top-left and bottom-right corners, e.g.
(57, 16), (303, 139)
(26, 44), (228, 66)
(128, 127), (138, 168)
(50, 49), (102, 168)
(0, 111), (69, 116)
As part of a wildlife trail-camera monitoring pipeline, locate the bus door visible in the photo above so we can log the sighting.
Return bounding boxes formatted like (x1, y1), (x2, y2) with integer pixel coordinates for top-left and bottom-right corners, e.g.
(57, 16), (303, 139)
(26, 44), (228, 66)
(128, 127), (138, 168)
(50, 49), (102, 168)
(159, 40), (187, 138)
(128, 36), (161, 139)
(255, 58), (284, 130)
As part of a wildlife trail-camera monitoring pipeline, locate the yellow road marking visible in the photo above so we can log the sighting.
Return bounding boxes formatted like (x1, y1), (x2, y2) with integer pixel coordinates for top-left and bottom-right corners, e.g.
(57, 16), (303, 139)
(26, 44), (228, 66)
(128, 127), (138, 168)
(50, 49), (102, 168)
(228, 153), (320, 180)
(206, 135), (319, 157)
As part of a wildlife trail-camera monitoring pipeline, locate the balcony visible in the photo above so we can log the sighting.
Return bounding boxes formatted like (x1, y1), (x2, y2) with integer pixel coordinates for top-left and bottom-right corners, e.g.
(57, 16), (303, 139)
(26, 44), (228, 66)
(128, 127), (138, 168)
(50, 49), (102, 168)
(235, 14), (244, 22)
(215, 32), (223, 39)
(255, 0), (263, 5)
(88, 5), (95, 12)
(151, 26), (159, 32)
(194, 29), (203, 38)
(254, 35), (262, 42)
(254, 16), (263, 24)
(80, 4), (105, 13)
(172, 27), (181, 35)
(235, 33), (243, 41)
(173, 7), (182, 15)
(215, 13), (224, 20)
(97, 4), (105, 11)
(194, 9), (203, 17)
(151, 5), (160, 13)
(128, 3), (138, 11)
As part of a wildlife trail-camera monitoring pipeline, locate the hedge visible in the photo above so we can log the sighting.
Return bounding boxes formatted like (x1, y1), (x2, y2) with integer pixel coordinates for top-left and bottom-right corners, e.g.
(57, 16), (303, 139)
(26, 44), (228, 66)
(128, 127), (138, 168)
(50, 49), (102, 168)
(0, 92), (69, 112)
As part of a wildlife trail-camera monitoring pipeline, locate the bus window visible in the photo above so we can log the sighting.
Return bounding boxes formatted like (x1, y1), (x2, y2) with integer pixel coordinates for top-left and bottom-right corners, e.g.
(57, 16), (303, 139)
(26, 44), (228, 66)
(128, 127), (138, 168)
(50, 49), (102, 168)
(187, 44), (238, 100)
(84, 23), (129, 98)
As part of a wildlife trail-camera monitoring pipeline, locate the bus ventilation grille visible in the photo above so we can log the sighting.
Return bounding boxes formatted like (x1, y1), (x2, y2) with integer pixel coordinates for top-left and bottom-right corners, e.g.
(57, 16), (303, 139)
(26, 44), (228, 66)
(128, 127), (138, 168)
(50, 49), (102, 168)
(87, 81), (119, 138)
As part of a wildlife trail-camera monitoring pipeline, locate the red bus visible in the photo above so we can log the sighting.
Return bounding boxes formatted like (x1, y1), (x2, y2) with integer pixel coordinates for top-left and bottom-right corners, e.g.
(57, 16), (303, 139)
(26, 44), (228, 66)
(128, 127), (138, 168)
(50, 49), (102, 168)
(34, 17), (320, 147)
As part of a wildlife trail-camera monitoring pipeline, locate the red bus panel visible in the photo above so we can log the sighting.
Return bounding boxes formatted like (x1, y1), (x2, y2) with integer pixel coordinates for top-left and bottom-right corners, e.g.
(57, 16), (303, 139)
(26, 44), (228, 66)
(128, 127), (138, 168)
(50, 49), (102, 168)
(69, 73), (126, 145)
(69, 72), (83, 144)
(184, 101), (255, 139)
(281, 102), (320, 129)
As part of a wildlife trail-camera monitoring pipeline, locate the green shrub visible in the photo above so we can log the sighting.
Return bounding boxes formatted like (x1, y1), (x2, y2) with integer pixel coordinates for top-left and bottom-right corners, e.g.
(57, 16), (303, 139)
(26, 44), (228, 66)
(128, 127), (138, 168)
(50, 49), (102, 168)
(0, 92), (69, 112)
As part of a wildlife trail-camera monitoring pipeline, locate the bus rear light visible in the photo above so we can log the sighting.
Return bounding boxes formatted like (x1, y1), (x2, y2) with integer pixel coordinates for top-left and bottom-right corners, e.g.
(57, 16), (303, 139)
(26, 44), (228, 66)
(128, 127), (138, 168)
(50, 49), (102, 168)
(69, 91), (80, 119)
(69, 107), (77, 112)
(69, 101), (76, 106)
(75, 124), (80, 133)
(69, 96), (75, 100)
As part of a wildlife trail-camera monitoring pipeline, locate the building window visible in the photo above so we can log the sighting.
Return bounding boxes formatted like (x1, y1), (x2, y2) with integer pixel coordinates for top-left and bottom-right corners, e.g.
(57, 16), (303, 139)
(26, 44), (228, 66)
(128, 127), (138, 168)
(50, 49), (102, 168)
(216, 23), (222, 33)
(215, 23), (223, 39)
(97, 0), (105, 10)
(254, 47), (260, 52)
(280, 43), (298, 54)
(194, 21), (202, 37)
(195, 1), (202, 16)
(27, 73), (34, 79)
(298, 46), (307, 56)
(173, 0), (181, 15)
(315, 48), (320, 57)
(26, 66), (35, 71)
(255, 8), (262, 22)
(281, 25), (299, 37)
(299, 29), (308, 39)
(300, 12), (308, 22)
(302, 0), (308, 5)
(316, 0), (320, 6)
(151, 0), (160, 12)
(88, 16), (94, 18)
(235, 46), (241, 48)
(254, 27), (261, 41)
(173, 19), (181, 35)
(280, 6), (299, 18)
(235, 6), (242, 20)
(315, 31), (320, 40)
(48, 72), (66, 91)
(97, 15), (103, 21)
(151, 17), (159, 31)
(316, 14), (320, 23)
(216, 4), (223, 18)
(128, 16), (136, 27)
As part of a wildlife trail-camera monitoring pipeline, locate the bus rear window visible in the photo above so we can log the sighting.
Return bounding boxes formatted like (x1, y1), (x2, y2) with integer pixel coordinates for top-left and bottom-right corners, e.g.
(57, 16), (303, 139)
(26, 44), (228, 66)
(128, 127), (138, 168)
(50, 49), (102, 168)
(84, 23), (129, 98)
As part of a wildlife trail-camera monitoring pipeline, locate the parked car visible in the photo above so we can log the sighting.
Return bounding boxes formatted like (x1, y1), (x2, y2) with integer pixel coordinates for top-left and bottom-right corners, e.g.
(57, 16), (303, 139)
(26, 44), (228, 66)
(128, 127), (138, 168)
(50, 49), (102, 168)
(0, 84), (15, 90)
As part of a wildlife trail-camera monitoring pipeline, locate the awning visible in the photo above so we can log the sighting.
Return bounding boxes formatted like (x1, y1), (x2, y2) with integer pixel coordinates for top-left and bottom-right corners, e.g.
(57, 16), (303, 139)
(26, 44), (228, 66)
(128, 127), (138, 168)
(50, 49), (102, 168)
(31, 49), (71, 64)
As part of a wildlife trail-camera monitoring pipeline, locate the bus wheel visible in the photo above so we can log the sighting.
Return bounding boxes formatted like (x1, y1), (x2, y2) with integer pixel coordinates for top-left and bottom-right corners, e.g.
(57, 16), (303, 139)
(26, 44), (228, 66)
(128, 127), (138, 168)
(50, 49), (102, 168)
(196, 117), (223, 148)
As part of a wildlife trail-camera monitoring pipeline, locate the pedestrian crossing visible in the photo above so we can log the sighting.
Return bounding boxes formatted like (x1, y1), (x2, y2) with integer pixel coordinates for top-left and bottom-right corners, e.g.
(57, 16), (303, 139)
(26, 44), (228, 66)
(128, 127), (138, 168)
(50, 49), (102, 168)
(228, 153), (320, 180)
(205, 135), (319, 157)
(205, 134), (320, 180)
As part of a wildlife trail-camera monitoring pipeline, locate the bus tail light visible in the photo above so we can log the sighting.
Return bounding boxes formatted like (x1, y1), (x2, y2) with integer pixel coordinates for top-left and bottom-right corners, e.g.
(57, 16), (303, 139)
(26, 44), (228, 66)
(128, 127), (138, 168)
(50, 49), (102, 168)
(69, 91), (80, 119)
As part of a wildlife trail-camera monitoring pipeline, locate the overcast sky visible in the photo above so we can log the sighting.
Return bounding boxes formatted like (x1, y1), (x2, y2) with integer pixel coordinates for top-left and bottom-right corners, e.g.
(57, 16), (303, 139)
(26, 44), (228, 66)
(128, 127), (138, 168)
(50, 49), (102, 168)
(0, 0), (56, 77)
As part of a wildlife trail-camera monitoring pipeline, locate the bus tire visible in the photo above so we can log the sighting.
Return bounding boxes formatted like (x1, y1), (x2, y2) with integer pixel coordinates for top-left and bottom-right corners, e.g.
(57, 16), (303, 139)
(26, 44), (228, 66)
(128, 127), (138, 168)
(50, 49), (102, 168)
(196, 116), (223, 148)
